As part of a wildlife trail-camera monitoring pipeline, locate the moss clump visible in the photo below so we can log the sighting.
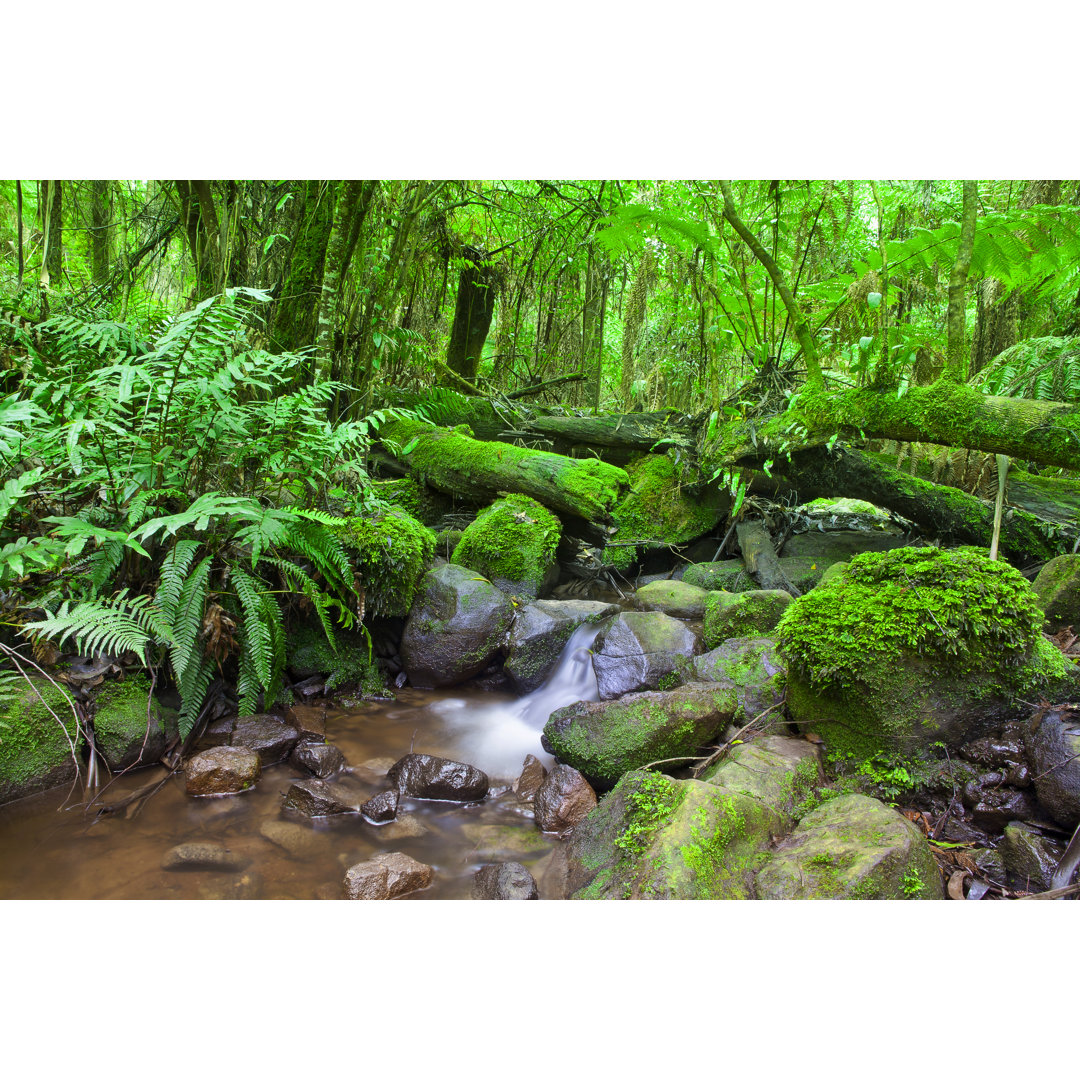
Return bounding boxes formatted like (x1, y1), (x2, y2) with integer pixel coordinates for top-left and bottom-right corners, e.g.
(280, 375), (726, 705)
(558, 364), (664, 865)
(451, 494), (561, 599)
(603, 453), (727, 572)
(92, 675), (177, 769)
(702, 589), (792, 649)
(0, 676), (80, 801)
(338, 508), (435, 618)
(287, 623), (383, 694)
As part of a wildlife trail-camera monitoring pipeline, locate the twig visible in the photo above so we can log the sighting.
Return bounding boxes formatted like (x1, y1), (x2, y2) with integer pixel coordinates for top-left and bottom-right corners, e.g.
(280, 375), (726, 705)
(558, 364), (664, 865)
(690, 698), (788, 778)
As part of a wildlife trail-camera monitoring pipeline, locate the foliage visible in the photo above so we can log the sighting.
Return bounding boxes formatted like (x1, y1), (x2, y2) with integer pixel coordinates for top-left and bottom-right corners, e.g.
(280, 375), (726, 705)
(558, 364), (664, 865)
(970, 336), (1080, 403)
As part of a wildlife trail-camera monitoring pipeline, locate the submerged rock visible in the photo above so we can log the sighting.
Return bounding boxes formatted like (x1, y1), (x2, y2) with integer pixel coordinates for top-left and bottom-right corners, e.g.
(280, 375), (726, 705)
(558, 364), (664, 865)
(185, 746), (261, 796)
(387, 753), (490, 802)
(533, 764), (597, 833)
(343, 852), (433, 899)
(591, 610), (700, 699)
(400, 563), (515, 688)
(755, 793), (942, 899)
(161, 842), (248, 872)
(472, 862), (539, 900)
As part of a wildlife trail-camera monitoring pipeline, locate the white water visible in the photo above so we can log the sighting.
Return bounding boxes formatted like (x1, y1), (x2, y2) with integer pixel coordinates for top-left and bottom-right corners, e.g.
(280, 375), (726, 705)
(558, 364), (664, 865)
(429, 623), (602, 780)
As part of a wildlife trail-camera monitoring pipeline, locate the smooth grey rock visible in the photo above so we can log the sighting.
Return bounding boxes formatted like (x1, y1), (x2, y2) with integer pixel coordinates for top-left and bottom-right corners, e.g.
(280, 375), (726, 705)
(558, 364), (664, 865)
(504, 599), (617, 693)
(472, 862), (539, 900)
(591, 610), (700, 699)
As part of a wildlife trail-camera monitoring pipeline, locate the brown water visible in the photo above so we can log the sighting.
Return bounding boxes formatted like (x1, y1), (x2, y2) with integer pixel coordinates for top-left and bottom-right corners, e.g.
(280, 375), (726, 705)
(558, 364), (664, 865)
(0, 627), (603, 900)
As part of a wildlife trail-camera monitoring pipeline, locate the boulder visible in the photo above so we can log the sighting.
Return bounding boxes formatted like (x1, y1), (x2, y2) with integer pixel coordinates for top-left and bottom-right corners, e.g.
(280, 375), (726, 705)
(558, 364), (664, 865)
(387, 753), (490, 802)
(285, 704), (327, 743)
(200, 712), (300, 766)
(533, 764), (597, 832)
(161, 842), (248, 872)
(343, 852), (433, 899)
(185, 746), (261, 796)
(289, 741), (346, 778)
(686, 637), (787, 725)
(0, 677), (80, 805)
(632, 580), (709, 620)
(591, 610), (700, 699)
(1031, 553), (1080, 632)
(697, 735), (824, 812)
(755, 793), (943, 899)
(702, 590), (792, 649)
(504, 599), (617, 693)
(779, 547), (1070, 762)
(999, 821), (1064, 893)
(400, 563), (514, 688)
(543, 683), (737, 789)
(451, 494), (562, 599)
(472, 862), (539, 900)
(782, 528), (904, 561)
(92, 676), (177, 771)
(777, 556), (831, 592)
(961, 773), (1038, 832)
(1026, 705), (1080, 829)
(682, 560), (754, 593)
(512, 755), (548, 803)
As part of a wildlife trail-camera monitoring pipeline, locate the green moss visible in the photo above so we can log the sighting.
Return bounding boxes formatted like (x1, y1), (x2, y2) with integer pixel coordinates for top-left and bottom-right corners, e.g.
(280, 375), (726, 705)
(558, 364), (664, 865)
(451, 494), (561, 598)
(679, 796), (747, 882)
(702, 589), (791, 649)
(92, 675), (175, 765)
(287, 623), (383, 694)
(337, 507), (435, 618)
(0, 676), (80, 794)
(615, 770), (686, 864)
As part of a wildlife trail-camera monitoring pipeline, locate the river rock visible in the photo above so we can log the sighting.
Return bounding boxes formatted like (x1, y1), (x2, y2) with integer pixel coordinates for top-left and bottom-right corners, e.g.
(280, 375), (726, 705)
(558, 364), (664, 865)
(534, 764), (597, 832)
(200, 712), (300, 765)
(682, 560), (754, 592)
(461, 823), (552, 860)
(591, 610), (700, 699)
(504, 599), (618, 693)
(290, 741), (346, 778)
(185, 746), (261, 796)
(1026, 706), (1080, 829)
(161, 842), (248, 872)
(0, 677), (81, 805)
(687, 637), (787, 725)
(958, 728), (1026, 769)
(632, 579), (709, 620)
(782, 529), (903, 561)
(92, 676), (177, 771)
(361, 788), (399, 823)
(961, 773), (1039, 832)
(512, 755), (548, 803)
(755, 793), (943, 899)
(285, 704), (327, 743)
(999, 821), (1064, 893)
(472, 862), (539, 900)
(387, 753), (490, 802)
(697, 735), (824, 812)
(343, 852), (433, 899)
(400, 563), (515, 688)
(1031, 553), (1080, 632)
(543, 683), (736, 789)
(282, 775), (369, 816)
(703, 590), (792, 649)
(260, 819), (326, 857)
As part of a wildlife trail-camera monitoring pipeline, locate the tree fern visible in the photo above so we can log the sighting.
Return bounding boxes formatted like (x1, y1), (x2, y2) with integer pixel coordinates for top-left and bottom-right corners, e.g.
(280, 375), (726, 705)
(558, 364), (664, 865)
(971, 337), (1080, 403)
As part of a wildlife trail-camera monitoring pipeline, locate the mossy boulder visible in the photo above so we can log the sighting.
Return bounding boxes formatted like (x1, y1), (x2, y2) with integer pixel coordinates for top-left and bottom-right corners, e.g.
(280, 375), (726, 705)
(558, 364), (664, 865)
(338, 507), (435, 618)
(686, 637), (787, 725)
(400, 563), (514, 688)
(542, 683), (738, 789)
(1031, 553), (1080, 632)
(561, 763), (790, 900)
(93, 676), (178, 771)
(754, 792), (943, 899)
(0, 676), (80, 804)
(698, 735), (824, 815)
(504, 598), (618, 693)
(592, 610), (700, 699)
(682, 560), (754, 592)
(778, 547), (1069, 763)
(777, 555), (831, 592)
(632, 579), (709, 620)
(703, 589), (792, 649)
(451, 494), (561, 599)
(1026, 705), (1080, 829)
(603, 453), (728, 573)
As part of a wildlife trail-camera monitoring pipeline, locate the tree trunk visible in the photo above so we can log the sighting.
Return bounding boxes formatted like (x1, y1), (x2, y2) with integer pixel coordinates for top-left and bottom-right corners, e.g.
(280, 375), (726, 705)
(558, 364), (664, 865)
(944, 180), (978, 381)
(90, 179), (110, 286)
(445, 245), (498, 383)
(582, 253), (603, 407)
(174, 180), (221, 298)
(39, 180), (63, 289)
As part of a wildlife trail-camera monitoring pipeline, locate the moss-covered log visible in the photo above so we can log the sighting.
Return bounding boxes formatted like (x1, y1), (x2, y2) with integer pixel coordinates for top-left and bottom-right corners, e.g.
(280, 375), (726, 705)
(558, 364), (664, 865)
(378, 418), (629, 523)
(778, 446), (1065, 565)
(527, 410), (696, 455)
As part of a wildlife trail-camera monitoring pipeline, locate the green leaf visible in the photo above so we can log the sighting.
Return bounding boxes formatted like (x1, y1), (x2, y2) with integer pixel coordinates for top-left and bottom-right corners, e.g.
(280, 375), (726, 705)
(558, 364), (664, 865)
(867, 292), (882, 309)
(401, 436), (420, 455)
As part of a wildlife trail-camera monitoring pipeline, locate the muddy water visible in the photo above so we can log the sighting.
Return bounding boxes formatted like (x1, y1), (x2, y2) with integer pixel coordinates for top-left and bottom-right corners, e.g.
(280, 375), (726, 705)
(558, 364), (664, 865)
(0, 626), (601, 901)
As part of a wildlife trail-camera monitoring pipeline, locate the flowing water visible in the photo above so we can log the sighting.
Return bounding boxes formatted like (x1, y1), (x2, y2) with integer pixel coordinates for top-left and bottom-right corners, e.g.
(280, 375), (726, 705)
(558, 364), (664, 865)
(0, 624), (602, 900)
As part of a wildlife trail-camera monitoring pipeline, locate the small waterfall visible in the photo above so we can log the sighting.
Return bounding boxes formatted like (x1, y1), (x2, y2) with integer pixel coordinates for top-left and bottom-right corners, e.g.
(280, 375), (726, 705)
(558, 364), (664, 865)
(429, 622), (602, 780)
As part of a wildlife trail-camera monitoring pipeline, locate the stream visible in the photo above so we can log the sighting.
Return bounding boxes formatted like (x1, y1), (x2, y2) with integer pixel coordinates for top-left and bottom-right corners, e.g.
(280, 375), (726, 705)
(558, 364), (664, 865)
(0, 625), (602, 900)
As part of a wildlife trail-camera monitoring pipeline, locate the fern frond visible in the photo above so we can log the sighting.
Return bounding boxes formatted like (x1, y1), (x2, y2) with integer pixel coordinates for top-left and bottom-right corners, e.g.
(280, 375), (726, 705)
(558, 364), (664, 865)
(22, 594), (157, 660)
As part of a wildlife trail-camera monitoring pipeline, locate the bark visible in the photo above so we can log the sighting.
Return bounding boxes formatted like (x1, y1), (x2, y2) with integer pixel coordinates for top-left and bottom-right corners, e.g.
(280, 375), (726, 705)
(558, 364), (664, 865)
(972, 278), (1017, 376)
(527, 411), (694, 455)
(174, 180), (221, 297)
(445, 245), (498, 382)
(582, 253), (603, 407)
(377, 418), (628, 523)
(944, 180), (978, 381)
(619, 247), (653, 409)
(90, 179), (110, 285)
(736, 520), (801, 595)
(314, 181), (369, 372)
(39, 180), (63, 288)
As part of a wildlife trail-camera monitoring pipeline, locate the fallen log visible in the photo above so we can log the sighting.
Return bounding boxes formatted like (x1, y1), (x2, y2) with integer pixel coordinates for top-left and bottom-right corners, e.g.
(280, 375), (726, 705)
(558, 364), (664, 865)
(377, 418), (629, 523)
(736, 520), (802, 596)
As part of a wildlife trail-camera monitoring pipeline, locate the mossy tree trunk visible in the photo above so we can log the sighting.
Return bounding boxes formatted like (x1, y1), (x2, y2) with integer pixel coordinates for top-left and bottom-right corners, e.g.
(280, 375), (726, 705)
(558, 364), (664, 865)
(445, 245), (498, 383)
(89, 179), (110, 286)
(944, 180), (978, 382)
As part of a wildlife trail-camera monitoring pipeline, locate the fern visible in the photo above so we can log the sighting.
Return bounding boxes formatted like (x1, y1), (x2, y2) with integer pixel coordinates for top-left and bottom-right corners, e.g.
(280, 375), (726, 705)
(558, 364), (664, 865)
(971, 337), (1080, 404)
(230, 565), (285, 714)
(23, 593), (157, 661)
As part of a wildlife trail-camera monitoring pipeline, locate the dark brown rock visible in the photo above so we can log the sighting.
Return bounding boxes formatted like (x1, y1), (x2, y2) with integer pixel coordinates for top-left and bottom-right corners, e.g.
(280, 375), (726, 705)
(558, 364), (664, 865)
(1026, 706), (1080, 829)
(343, 852), (433, 899)
(290, 741), (345, 778)
(286, 704), (327, 743)
(230, 713), (300, 765)
(512, 755), (548, 803)
(282, 776), (368, 817)
(361, 788), (399, 823)
(472, 862), (539, 900)
(1000, 822), (1065, 892)
(184, 746), (261, 796)
(534, 764), (597, 833)
(387, 753), (489, 802)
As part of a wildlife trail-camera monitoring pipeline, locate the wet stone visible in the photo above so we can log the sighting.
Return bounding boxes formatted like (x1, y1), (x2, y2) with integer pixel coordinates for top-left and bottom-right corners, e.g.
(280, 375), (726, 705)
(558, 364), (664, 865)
(963, 774), (1039, 831)
(290, 741), (346, 778)
(387, 753), (490, 802)
(162, 842), (249, 872)
(282, 776), (368, 817)
(472, 862), (539, 900)
(286, 704), (327, 743)
(260, 819), (326, 857)
(999, 822), (1065, 893)
(512, 755), (548, 803)
(343, 852), (433, 900)
(361, 788), (399, 824)
(197, 871), (264, 900)
(184, 745), (261, 797)
(379, 814), (429, 840)
(958, 733), (1025, 769)
(230, 713), (301, 765)
(461, 823), (552, 860)
(534, 764), (597, 833)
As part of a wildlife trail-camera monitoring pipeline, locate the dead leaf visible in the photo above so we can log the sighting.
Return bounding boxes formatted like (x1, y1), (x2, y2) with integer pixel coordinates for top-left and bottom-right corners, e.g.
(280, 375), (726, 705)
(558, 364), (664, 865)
(947, 870), (969, 900)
